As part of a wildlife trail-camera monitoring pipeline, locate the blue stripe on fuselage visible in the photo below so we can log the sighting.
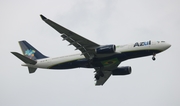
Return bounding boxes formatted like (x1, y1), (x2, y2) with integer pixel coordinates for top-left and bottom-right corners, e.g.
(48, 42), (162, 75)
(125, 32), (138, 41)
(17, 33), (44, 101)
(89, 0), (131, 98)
(49, 50), (161, 69)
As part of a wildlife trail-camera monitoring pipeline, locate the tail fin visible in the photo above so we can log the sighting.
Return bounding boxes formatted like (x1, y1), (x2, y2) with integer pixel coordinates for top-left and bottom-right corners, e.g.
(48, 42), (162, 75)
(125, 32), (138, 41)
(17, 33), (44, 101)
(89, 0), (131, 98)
(19, 40), (48, 60)
(11, 40), (47, 74)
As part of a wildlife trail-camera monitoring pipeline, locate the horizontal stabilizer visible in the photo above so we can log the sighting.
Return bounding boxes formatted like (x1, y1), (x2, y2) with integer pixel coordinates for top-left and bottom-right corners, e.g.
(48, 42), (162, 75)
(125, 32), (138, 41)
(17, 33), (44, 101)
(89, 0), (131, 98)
(11, 52), (37, 64)
(28, 67), (37, 73)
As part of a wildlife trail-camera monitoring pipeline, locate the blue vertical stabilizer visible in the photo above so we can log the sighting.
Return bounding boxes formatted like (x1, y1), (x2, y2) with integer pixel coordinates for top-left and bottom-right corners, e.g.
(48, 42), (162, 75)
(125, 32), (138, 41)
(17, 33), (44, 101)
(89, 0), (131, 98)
(19, 40), (48, 60)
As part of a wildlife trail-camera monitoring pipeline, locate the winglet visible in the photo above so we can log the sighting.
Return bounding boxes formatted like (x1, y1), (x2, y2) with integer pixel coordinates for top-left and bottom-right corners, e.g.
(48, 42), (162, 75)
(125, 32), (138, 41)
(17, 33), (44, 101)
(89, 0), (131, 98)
(40, 14), (47, 20)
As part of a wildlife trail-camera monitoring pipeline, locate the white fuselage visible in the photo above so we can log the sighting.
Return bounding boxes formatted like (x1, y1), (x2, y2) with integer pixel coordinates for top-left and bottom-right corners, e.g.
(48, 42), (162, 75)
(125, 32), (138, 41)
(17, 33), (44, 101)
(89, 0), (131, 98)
(23, 41), (171, 69)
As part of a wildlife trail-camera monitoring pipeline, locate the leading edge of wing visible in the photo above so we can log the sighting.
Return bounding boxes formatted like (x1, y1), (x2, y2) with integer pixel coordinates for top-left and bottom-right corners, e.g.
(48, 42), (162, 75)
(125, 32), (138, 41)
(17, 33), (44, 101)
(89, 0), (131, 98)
(40, 14), (100, 59)
(39, 14), (99, 47)
(40, 15), (100, 46)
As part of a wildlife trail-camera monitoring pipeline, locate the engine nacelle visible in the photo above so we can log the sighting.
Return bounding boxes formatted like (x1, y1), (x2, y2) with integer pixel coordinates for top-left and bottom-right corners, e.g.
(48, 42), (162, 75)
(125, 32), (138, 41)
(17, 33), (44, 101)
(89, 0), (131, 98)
(95, 45), (116, 54)
(112, 66), (132, 75)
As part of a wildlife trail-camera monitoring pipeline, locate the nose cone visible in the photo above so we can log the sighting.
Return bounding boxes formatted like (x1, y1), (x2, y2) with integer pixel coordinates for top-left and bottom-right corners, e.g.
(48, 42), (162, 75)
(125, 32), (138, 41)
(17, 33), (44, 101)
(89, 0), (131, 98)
(166, 43), (171, 49)
(163, 43), (171, 51)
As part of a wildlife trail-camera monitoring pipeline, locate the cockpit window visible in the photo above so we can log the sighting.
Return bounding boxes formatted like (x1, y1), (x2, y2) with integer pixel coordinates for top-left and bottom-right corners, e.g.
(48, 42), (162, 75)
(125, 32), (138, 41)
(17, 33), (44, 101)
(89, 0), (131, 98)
(161, 41), (165, 43)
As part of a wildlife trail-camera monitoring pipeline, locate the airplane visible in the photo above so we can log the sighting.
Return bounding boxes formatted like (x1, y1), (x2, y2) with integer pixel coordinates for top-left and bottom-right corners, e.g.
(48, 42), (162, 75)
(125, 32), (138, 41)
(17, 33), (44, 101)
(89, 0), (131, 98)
(11, 15), (171, 86)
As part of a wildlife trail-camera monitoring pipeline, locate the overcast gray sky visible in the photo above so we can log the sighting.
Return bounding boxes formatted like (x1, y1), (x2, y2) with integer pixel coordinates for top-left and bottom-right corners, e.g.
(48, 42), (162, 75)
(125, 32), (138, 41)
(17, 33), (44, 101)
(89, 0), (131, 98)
(1, 0), (180, 106)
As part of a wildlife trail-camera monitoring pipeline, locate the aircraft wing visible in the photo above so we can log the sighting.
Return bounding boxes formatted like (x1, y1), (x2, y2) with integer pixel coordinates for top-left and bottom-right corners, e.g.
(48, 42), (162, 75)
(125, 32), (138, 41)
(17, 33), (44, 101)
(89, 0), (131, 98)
(40, 15), (100, 59)
(95, 71), (112, 85)
(95, 60), (121, 86)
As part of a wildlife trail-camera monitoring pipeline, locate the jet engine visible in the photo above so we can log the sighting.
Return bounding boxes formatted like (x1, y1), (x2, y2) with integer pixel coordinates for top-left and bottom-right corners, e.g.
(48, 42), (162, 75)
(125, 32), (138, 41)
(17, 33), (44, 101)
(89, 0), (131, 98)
(95, 45), (116, 54)
(112, 66), (132, 75)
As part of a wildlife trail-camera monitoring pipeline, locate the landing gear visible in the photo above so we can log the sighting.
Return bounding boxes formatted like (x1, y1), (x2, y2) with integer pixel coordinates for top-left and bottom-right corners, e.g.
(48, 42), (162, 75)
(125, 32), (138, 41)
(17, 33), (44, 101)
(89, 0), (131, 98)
(95, 74), (100, 80)
(152, 53), (156, 61)
(95, 72), (104, 80)
(94, 68), (104, 80)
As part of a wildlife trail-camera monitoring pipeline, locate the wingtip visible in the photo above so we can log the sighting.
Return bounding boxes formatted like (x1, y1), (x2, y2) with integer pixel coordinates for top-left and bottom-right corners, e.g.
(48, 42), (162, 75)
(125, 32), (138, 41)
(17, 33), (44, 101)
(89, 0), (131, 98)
(11, 52), (16, 54)
(19, 40), (26, 42)
(40, 14), (47, 20)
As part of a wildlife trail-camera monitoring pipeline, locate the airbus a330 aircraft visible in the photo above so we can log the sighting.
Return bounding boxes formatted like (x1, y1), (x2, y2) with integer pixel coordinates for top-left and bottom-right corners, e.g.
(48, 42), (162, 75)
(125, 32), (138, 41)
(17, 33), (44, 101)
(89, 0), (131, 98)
(11, 15), (171, 85)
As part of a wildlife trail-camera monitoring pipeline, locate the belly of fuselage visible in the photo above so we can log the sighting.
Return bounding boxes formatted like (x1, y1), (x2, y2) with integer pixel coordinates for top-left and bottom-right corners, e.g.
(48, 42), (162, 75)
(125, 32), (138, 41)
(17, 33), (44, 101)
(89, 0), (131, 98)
(49, 49), (161, 69)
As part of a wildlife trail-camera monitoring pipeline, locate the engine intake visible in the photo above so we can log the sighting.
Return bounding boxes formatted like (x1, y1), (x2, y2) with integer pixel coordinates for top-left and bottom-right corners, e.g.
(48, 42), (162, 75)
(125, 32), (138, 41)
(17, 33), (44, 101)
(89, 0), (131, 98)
(95, 45), (116, 54)
(112, 66), (132, 75)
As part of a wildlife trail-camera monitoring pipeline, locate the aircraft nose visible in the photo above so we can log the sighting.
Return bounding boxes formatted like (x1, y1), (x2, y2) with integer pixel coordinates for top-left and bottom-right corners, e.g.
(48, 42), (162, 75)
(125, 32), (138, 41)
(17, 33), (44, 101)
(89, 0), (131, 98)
(163, 43), (171, 50)
(166, 43), (171, 49)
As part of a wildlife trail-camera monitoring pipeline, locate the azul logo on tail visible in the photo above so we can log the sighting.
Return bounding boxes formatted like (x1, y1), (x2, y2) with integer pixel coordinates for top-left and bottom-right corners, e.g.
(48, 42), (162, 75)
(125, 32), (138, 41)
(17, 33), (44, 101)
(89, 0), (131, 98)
(25, 49), (36, 59)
